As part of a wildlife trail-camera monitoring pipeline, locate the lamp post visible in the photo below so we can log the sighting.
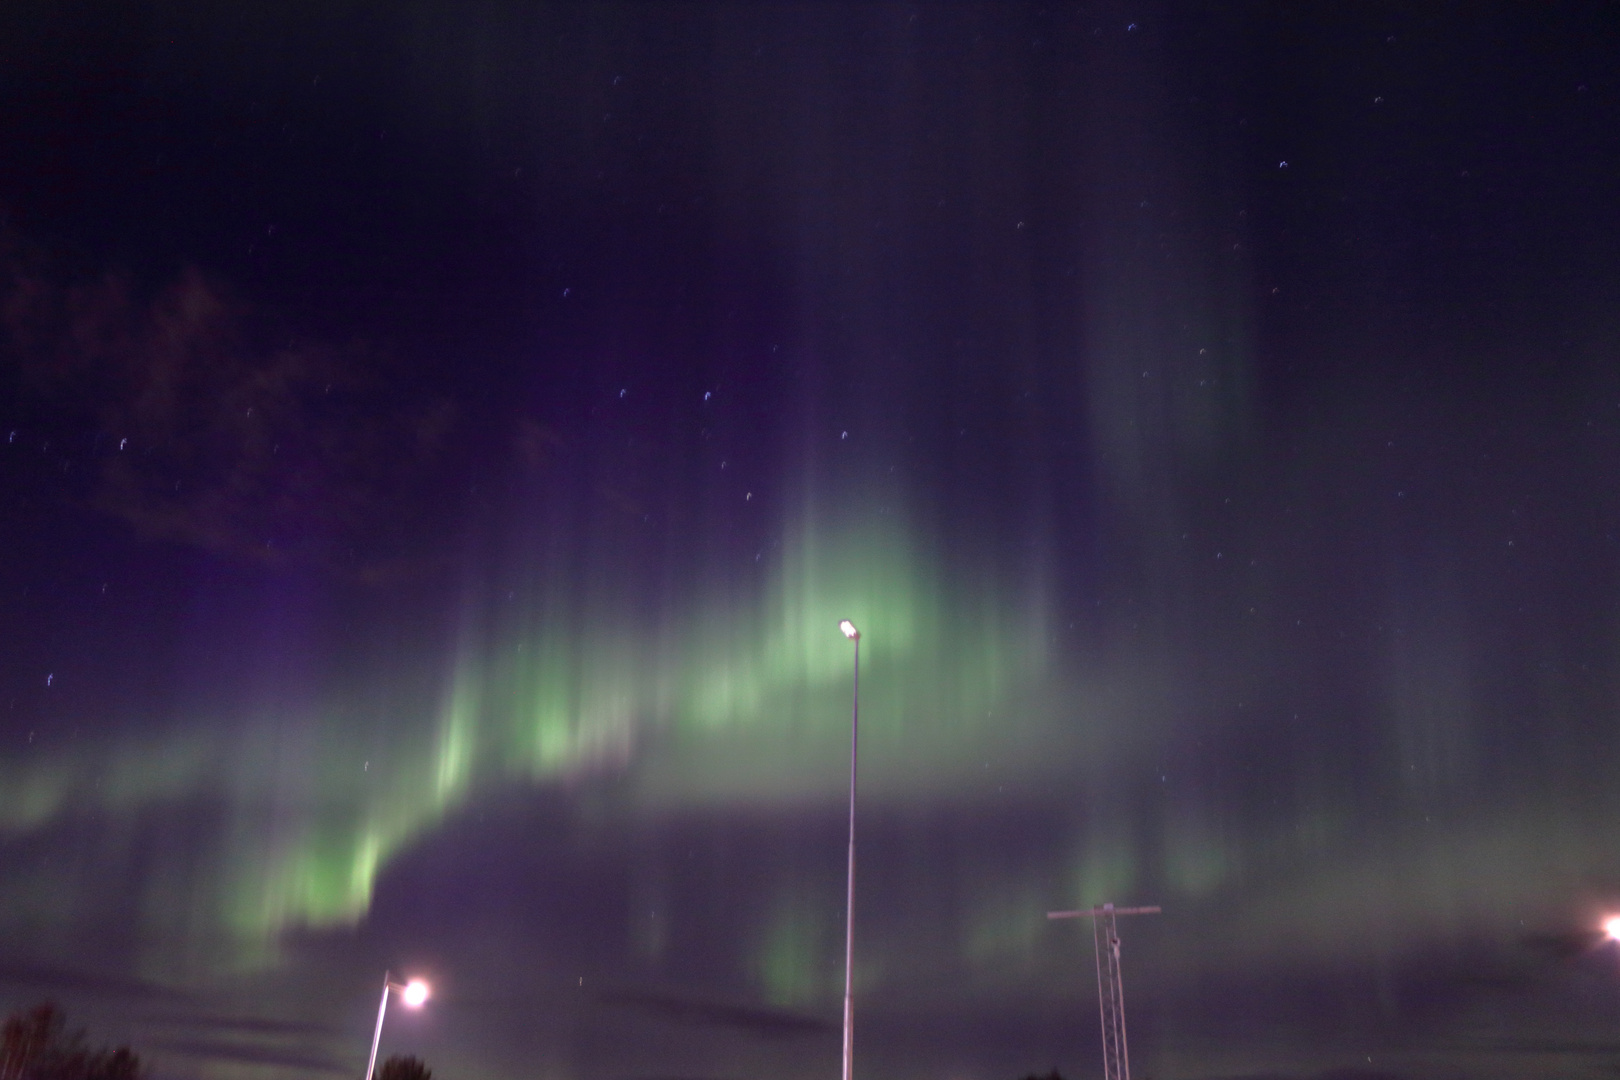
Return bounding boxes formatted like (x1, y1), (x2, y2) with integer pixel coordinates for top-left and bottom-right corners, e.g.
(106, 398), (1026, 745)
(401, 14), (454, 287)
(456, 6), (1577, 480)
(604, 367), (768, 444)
(838, 619), (860, 1080)
(364, 972), (430, 1080)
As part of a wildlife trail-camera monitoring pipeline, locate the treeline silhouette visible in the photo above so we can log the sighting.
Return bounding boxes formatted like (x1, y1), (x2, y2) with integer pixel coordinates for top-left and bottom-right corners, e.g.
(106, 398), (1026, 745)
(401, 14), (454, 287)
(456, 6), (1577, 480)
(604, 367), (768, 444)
(0, 1003), (442, 1080)
(0, 1005), (141, 1080)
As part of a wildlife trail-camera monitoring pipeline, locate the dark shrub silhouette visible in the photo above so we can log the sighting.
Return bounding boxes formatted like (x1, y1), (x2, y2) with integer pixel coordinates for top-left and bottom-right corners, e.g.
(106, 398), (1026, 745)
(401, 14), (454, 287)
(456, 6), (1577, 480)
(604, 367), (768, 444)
(376, 1054), (431, 1080)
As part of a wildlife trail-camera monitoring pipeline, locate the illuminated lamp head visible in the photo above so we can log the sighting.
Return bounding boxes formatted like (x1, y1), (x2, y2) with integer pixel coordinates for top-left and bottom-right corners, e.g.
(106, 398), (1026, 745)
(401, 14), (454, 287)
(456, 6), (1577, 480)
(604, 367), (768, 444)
(839, 620), (860, 641)
(401, 979), (430, 1008)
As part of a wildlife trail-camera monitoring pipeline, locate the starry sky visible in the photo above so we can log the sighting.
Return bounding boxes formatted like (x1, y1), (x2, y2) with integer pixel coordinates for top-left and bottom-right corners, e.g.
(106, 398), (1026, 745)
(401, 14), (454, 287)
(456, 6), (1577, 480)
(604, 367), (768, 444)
(3, 4), (1620, 1080)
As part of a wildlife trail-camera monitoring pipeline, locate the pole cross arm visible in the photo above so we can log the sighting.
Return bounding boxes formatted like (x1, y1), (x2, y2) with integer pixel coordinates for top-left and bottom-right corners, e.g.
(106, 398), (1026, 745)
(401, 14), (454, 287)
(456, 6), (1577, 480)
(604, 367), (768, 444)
(1048, 906), (1161, 919)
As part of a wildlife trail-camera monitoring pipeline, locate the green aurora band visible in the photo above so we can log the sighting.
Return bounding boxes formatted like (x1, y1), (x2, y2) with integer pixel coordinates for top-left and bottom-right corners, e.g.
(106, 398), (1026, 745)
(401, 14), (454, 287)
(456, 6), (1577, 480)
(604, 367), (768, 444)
(2, 473), (1617, 1007)
(0, 511), (1074, 973)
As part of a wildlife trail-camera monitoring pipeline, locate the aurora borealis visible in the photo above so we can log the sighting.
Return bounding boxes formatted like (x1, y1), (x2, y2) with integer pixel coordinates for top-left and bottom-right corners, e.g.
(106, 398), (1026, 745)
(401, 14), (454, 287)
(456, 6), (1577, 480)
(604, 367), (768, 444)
(4, 4), (1620, 1080)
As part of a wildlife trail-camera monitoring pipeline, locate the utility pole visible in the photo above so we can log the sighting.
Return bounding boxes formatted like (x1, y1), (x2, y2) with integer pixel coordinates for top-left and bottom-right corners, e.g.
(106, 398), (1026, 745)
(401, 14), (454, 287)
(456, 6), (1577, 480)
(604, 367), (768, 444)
(1047, 903), (1160, 1080)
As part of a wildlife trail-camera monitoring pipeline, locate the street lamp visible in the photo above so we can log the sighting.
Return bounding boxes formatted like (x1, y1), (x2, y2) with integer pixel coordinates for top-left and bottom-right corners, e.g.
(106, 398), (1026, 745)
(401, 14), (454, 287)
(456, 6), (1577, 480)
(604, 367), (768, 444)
(364, 972), (430, 1080)
(838, 619), (860, 1080)
(1604, 915), (1620, 942)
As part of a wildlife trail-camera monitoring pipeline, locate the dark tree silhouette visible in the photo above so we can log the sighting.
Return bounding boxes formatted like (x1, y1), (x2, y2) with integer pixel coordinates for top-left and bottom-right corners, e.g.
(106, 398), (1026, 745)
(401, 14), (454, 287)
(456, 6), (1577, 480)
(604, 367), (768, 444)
(0, 1004), (142, 1080)
(376, 1054), (431, 1080)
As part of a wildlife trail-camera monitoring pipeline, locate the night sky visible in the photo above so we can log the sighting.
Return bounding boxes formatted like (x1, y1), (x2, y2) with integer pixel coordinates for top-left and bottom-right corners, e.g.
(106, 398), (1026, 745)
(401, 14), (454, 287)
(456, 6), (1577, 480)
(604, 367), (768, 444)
(3, 4), (1620, 1080)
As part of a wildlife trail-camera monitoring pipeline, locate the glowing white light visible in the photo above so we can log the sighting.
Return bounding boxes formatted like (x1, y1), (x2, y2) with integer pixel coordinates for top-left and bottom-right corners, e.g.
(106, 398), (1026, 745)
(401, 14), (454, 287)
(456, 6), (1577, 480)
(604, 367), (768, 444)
(1604, 916), (1620, 942)
(401, 979), (430, 1007)
(839, 620), (859, 640)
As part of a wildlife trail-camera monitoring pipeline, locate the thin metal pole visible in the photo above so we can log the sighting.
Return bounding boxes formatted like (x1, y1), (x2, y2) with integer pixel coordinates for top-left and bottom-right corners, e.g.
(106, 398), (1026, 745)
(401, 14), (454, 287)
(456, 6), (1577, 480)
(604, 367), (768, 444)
(364, 972), (392, 1080)
(841, 635), (859, 1080)
(1093, 917), (1110, 1080)
(1111, 918), (1133, 1080)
